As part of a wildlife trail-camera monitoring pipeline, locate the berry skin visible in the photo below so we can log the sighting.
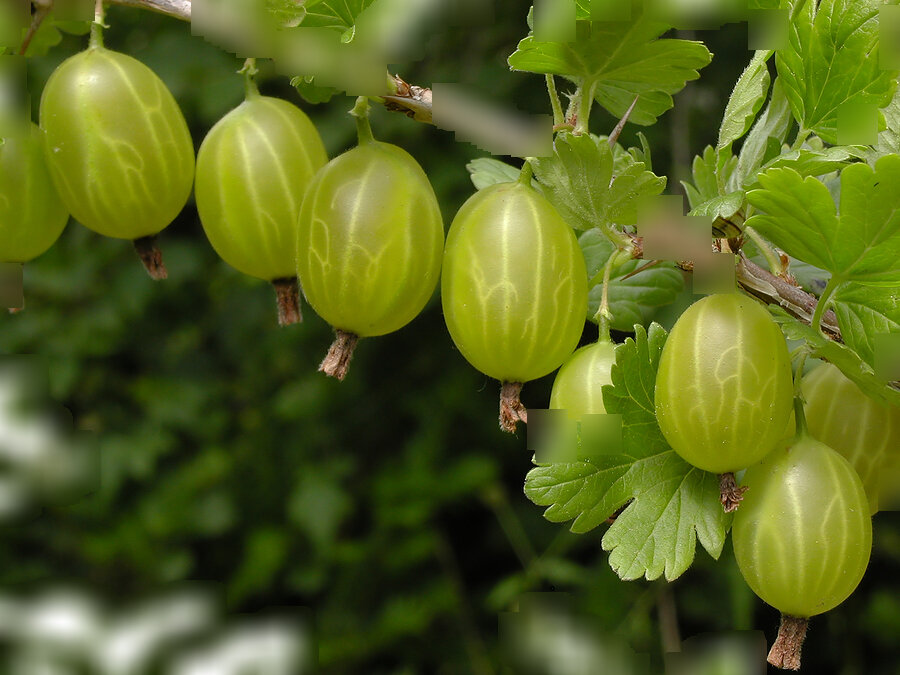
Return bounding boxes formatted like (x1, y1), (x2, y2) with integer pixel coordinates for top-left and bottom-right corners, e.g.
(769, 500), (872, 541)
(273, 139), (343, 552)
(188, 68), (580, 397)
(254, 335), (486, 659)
(549, 340), (616, 417)
(733, 434), (872, 617)
(39, 46), (194, 248)
(441, 181), (588, 384)
(195, 92), (327, 282)
(654, 293), (793, 474)
(0, 122), (68, 263)
(732, 432), (872, 669)
(800, 361), (900, 514)
(296, 137), (443, 378)
(441, 178), (588, 432)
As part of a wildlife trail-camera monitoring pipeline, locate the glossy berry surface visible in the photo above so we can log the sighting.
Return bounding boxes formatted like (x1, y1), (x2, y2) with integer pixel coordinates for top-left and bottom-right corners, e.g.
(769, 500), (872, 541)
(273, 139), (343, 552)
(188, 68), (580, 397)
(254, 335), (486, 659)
(0, 122), (68, 262)
(441, 181), (588, 383)
(732, 434), (872, 618)
(801, 361), (900, 514)
(296, 140), (443, 337)
(39, 46), (195, 240)
(195, 93), (327, 281)
(549, 340), (616, 416)
(654, 293), (793, 473)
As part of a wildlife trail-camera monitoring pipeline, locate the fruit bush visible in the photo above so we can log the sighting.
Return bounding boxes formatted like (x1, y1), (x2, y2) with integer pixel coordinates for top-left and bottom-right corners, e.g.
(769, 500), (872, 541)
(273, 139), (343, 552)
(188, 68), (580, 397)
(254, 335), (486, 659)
(1, 0), (900, 672)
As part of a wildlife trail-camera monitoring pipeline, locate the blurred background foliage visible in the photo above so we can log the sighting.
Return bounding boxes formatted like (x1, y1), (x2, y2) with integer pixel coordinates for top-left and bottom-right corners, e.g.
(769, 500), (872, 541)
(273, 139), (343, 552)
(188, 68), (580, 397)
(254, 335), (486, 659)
(2, 2), (899, 672)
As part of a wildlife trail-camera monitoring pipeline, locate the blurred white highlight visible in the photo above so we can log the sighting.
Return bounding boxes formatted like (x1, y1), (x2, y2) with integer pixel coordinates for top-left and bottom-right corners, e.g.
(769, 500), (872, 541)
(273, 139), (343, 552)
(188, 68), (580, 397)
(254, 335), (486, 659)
(0, 588), (311, 674)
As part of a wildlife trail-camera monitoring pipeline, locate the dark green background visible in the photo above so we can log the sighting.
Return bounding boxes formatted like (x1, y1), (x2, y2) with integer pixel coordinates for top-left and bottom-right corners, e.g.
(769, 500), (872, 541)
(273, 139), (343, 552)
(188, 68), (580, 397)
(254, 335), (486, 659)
(3, 3), (899, 672)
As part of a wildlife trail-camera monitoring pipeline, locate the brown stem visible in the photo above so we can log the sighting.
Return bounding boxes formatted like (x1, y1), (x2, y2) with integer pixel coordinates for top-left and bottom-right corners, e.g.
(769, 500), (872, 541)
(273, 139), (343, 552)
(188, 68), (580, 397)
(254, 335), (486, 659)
(657, 585), (682, 655)
(319, 330), (358, 380)
(132, 236), (167, 280)
(383, 74), (433, 124)
(108, 0), (191, 20)
(272, 278), (302, 326)
(628, 235), (841, 340)
(19, 2), (52, 56)
(767, 615), (808, 670)
(499, 381), (527, 434)
(718, 472), (748, 513)
(736, 256), (840, 339)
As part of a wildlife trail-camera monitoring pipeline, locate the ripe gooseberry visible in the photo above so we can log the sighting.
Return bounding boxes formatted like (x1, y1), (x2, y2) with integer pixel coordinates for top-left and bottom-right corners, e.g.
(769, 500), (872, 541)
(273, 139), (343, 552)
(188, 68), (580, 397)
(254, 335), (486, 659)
(296, 98), (443, 380)
(195, 64), (327, 325)
(537, 339), (619, 465)
(0, 121), (69, 265)
(39, 25), (194, 279)
(441, 165), (588, 433)
(800, 361), (900, 514)
(732, 405), (872, 670)
(549, 340), (616, 416)
(654, 293), (793, 510)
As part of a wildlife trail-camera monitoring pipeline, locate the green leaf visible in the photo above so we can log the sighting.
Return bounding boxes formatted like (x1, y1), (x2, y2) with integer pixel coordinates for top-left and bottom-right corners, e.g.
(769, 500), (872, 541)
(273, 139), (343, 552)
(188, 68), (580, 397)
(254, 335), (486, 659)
(19, 16), (63, 57)
(508, 7), (712, 125)
(833, 283), (900, 369)
(532, 133), (612, 231)
(466, 157), (527, 191)
(579, 227), (617, 273)
(628, 131), (653, 171)
(266, 0), (306, 27)
(717, 50), (772, 156)
(300, 0), (378, 32)
(776, 0), (899, 144)
(770, 307), (900, 406)
(607, 159), (668, 226)
(580, 229), (683, 329)
(589, 262), (684, 332)
(870, 84), (900, 159)
(681, 145), (739, 209)
(733, 76), (793, 190)
(745, 154), (900, 284)
(749, 146), (869, 186)
(688, 192), (744, 231)
(524, 324), (729, 581)
(689, 194), (743, 222)
(291, 74), (337, 104)
(532, 132), (665, 231)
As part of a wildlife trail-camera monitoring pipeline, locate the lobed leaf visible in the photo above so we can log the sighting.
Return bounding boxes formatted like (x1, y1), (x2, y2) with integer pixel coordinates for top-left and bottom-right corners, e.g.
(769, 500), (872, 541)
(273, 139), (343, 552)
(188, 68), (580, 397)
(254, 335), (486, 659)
(747, 146), (869, 187)
(771, 307), (900, 407)
(681, 145), (736, 209)
(508, 5), (711, 125)
(465, 157), (527, 191)
(745, 155), (900, 284)
(776, 0), (899, 144)
(833, 283), (900, 369)
(524, 324), (730, 581)
(299, 0), (378, 33)
(532, 132), (665, 232)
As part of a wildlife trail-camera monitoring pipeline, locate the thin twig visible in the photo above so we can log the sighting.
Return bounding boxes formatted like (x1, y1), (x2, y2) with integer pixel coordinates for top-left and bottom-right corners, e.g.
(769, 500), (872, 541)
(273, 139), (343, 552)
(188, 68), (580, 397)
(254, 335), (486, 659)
(383, 74), (432, 123)
(108, 0), (190, 20)
(657, 584), (681, 654)
(627, 234), (842, 339)
(19, 1), (52, 56)
(104, 1), (440, 125)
